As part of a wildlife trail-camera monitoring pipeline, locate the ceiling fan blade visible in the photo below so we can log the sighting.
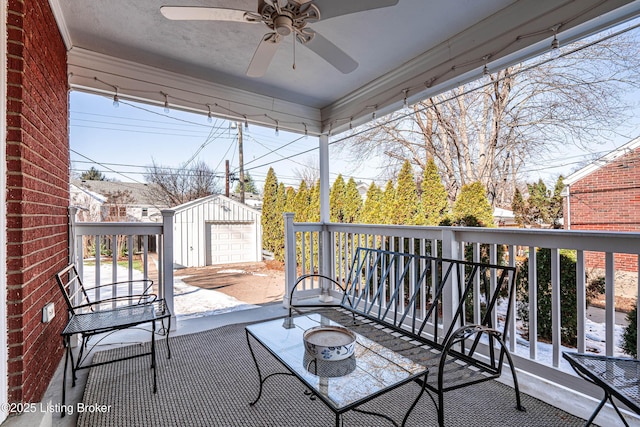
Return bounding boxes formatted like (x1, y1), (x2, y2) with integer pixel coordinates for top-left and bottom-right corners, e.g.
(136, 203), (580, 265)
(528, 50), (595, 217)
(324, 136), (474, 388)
(303, 30), (358, 74)
(160, 6), (256, 22)
(247, 33), (282, 78)
(312, 0), (399, 20)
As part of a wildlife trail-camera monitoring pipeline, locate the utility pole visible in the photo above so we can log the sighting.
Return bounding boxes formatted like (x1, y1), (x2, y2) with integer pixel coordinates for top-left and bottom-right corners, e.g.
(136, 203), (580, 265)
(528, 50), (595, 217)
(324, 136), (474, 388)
(238, 121), (245, 204)
(225, 160), (229, 197)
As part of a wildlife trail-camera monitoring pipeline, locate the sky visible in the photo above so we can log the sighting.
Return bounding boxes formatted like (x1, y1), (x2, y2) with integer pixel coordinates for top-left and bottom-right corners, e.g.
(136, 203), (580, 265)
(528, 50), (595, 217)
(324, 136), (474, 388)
(70, 88), (638, 193)
(69, 91), (383, 190)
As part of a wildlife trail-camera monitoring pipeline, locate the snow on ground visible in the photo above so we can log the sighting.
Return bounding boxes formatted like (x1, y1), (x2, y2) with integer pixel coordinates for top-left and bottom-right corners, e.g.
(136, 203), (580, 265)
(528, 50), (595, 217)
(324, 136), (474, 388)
(80, 263), (257, 318)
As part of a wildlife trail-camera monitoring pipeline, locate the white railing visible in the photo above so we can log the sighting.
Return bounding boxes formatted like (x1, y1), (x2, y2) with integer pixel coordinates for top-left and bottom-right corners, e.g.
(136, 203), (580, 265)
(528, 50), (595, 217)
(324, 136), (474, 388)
(69, 207), (176, 321)
(283, 213), (640, 411)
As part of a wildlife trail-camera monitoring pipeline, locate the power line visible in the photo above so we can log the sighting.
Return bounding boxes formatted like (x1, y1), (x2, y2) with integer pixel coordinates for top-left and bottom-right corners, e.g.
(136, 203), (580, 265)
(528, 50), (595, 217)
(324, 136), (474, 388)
(71, 149), (144, 183)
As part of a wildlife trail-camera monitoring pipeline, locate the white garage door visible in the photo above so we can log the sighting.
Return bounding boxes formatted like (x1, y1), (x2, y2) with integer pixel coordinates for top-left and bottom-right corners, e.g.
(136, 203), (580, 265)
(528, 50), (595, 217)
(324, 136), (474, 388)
(206, 222), (256, 265)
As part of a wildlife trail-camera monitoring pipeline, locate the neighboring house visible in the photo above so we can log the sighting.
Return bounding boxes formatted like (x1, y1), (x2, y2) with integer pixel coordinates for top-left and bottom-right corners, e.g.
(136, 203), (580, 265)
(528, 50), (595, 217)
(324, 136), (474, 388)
(230, 192), (263, 210)
(493, 207), (517, 228)
(562, 136), (640, 272)
(173, 195), (262, 267)
(71, 180), (167, 222)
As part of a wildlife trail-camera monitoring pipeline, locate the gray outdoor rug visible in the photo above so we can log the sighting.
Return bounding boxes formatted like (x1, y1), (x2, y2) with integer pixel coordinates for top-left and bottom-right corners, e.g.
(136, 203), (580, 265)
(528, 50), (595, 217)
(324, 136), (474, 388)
(79, 321), (584, 426)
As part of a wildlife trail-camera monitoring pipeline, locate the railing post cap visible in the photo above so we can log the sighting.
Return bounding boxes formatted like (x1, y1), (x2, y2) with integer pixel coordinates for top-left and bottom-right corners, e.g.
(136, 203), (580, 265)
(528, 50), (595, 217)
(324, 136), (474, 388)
(161, 209), (176, 217)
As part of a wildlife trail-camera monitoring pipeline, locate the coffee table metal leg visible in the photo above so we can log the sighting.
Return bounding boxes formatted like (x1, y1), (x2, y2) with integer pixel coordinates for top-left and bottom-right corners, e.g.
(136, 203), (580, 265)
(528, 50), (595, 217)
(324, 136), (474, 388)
(245, 331), (265, 406)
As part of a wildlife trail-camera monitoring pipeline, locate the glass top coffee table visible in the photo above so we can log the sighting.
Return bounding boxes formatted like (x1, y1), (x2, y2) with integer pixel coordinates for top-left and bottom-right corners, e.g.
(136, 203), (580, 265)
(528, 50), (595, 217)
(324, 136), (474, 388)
(245, 313), (429, 426)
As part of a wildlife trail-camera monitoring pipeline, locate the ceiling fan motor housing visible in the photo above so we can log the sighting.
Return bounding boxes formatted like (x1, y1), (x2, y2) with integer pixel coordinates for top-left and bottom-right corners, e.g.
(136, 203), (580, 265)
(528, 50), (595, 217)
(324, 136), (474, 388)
(259, 1), (320, 39)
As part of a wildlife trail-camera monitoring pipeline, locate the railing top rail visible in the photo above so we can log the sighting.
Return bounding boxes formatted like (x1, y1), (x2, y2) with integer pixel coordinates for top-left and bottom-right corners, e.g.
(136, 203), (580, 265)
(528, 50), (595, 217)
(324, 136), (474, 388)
(291, 221), (640, 254)
(74, 222), (164, 236)
(451, 227), (640, 254)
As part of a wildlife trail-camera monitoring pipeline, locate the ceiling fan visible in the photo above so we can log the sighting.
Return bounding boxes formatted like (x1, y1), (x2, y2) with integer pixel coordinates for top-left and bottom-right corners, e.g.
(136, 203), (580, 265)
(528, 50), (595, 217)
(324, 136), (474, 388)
(160, 0), (399, 77)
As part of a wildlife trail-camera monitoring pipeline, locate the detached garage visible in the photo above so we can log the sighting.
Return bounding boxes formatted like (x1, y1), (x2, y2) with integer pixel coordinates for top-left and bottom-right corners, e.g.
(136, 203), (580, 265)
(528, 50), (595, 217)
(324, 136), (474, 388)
(173, 195), (262, 267)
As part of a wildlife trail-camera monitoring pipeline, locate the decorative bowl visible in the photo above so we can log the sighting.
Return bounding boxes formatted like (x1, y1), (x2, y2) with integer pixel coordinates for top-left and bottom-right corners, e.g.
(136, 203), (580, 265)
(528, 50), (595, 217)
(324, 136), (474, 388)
(303, 325), (357, 361)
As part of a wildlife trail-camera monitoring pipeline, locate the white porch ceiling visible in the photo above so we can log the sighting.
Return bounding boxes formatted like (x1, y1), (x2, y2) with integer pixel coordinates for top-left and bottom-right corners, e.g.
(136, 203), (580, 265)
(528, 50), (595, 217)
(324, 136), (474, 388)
(52, 0), (640, 135)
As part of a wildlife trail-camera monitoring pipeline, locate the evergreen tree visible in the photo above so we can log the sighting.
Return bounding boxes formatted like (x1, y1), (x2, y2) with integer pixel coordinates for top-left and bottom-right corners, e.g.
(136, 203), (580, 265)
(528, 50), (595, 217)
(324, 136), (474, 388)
(421, 158), (449, 225)
(329, 174), (346, 222)
(550, 176), (565, 229)
(381, 180), (396, 225)
(293, 180), (310, 222)
(452, 182), (495, 227)
(234, 172), (259, 194)
(361, 182), (383, 224)
(273, 182), (287, 261)
(284, 186), (297, 214)
(527, 179), (550, 225)
(80, 167), (107, 181)
(512, 188), (526, 226)
(394, 160), (420, 225)
(306, 180), (321, 222)
(343, 178), (363, 223)
(261, 168), (279, 253)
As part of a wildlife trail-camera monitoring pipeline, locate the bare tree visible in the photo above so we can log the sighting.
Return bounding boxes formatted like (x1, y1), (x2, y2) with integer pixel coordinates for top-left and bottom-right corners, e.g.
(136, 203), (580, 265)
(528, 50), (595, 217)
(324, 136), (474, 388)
(343, 29), (640, 207)
(144, 159), (221, 206)
(293, 156), (320, 185)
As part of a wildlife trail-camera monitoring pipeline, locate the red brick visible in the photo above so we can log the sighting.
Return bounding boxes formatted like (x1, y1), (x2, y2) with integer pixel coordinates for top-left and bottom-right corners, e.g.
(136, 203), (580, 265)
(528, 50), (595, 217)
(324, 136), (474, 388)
(6, 0), (69, 404)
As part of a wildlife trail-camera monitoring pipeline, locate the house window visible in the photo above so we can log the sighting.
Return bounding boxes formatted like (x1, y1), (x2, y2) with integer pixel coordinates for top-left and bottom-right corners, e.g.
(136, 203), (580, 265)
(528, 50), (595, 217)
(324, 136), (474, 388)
(109, 206), (126, 217)
(142, 208), (148, 217)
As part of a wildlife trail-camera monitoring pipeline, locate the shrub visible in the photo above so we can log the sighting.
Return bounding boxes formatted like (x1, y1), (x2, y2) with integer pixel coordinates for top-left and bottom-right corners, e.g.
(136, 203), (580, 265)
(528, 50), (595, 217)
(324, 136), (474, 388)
(622, 304), (637, 358)
(517, 248), (588, 347)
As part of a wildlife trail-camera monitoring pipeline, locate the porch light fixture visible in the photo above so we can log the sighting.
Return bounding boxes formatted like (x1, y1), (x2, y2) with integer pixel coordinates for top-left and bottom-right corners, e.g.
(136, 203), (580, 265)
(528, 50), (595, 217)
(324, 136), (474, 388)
(206, 104), (213, 123)
(482, 55), (491, 76)
(243, 116), (249, 129)
(161, 91), (170, 113)
(402, 89), (409, 109)
(112, 88), (119, 108)
(551, 25), (560, 49)
(275, 120), (279, 136)
(303, 123), (308, 139)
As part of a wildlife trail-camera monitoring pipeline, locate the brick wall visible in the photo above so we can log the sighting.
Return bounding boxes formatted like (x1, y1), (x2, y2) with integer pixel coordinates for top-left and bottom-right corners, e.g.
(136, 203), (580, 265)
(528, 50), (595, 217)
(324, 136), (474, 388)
(6, 0), (69, 403)
(566, 147), (640, 272)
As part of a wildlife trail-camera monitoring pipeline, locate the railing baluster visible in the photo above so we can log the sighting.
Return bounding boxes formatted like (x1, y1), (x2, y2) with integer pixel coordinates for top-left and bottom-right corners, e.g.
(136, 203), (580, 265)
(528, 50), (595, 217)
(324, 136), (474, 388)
(576, 250), (586, 353)
(508, 245), (517, 353)
(473, 242), (481, 325)
(605, 252), (615, 357)
(111, 234), (118, 309)
(551, 248), (561, 368)
(529, 246), (537, 360)
(95, 234), (101, 304)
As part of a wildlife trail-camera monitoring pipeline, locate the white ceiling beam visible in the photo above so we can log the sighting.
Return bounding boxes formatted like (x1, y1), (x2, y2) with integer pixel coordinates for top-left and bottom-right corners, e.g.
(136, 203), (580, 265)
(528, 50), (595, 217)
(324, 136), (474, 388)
(67, 48), (323, 136)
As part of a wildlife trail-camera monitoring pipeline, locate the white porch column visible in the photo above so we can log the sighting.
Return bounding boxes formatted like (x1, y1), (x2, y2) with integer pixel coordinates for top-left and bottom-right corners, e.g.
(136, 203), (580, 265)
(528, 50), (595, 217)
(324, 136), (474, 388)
(161, 209), (176, 329)
(318, 134), (333, 302)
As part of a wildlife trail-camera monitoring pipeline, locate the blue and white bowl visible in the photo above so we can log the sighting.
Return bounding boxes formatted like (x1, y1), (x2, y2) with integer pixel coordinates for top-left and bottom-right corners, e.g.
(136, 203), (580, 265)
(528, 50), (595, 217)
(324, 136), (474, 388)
(303, 325), (357, 361)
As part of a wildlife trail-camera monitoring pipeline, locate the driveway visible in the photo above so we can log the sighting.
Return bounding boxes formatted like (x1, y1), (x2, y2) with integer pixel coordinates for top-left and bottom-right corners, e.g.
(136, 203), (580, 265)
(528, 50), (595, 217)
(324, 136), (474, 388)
(174, 261), (286, 305)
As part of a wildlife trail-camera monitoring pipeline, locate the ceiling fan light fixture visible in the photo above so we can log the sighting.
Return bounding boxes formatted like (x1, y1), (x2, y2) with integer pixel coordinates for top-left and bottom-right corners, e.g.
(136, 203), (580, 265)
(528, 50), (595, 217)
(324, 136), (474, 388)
(274, 15), (293, 36)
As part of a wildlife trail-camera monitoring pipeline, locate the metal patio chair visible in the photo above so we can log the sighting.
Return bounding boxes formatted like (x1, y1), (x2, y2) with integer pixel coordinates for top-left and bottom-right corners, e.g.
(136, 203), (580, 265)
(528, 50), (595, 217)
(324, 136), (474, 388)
(55, 264), (171, 414)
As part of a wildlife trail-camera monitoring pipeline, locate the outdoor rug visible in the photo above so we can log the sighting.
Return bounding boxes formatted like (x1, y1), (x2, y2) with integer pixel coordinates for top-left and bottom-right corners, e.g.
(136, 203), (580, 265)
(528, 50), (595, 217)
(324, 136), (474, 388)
(79, 321), (584, 426)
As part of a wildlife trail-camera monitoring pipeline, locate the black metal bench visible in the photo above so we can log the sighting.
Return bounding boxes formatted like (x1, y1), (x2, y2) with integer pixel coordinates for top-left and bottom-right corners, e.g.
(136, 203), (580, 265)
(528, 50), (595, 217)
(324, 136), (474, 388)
(289, 247), (524, 426)
(56, 264), (171, 414)
(563, 352), (640, 426)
